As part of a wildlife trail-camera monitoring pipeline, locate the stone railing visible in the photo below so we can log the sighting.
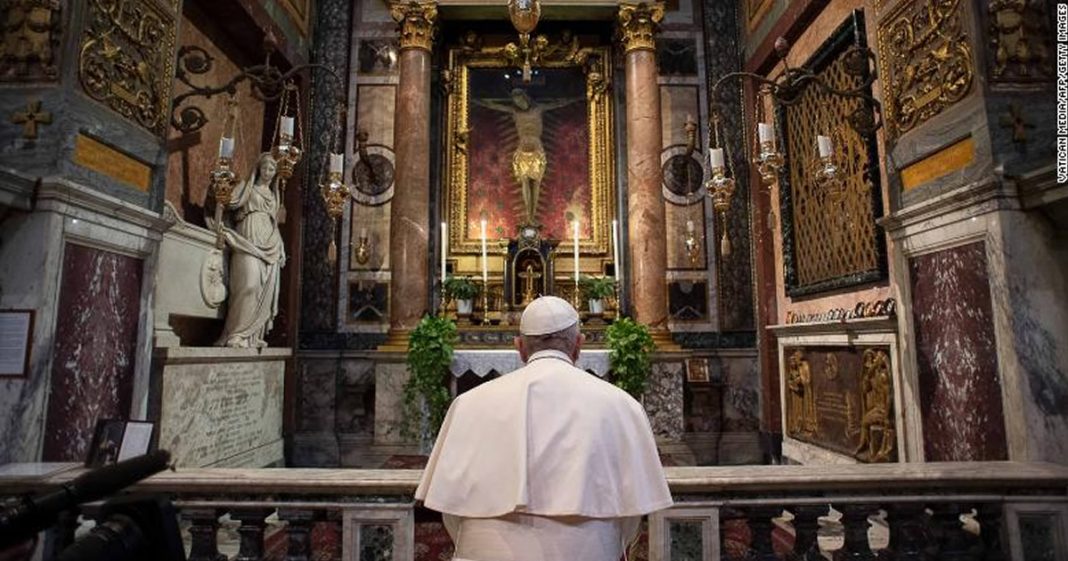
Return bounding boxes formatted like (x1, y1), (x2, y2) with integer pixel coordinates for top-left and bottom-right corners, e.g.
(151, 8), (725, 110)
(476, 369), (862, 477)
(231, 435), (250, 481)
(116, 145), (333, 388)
(2, 462), (1066, 561)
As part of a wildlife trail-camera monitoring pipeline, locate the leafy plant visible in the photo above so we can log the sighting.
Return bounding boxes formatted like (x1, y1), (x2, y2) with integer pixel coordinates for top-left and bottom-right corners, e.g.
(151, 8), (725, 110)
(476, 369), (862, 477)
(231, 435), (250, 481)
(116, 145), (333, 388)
(579, 275), (616, 300)
(443, 276), (479, 300)
(402, 315), (458, 441)
(605, 317), (655, 398)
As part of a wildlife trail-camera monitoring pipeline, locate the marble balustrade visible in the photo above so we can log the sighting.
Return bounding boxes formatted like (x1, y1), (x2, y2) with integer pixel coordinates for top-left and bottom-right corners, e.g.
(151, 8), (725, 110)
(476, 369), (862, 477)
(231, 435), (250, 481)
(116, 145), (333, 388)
(2, 462), (1066, 561)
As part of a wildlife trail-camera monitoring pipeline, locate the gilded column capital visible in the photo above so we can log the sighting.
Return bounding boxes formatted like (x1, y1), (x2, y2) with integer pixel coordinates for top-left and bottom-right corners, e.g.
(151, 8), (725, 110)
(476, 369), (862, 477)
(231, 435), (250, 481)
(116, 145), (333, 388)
(617, 2), (664, 54)
(391, 1), (437, 51)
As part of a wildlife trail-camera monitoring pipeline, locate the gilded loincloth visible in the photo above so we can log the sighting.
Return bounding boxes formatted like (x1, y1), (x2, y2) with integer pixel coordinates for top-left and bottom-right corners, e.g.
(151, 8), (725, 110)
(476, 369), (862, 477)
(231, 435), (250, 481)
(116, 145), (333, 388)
(512, 149), (546, 183)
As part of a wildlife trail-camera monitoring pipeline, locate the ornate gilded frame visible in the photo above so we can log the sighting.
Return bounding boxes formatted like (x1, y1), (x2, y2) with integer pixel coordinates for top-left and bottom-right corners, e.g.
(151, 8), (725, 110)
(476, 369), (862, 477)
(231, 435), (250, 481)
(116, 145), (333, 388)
(443, 43), (615, 256)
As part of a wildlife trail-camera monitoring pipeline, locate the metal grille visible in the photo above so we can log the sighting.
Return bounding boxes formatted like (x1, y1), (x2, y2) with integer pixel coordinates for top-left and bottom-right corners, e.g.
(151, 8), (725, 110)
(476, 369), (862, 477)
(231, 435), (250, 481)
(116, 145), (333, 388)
(779, 20), (884, 295)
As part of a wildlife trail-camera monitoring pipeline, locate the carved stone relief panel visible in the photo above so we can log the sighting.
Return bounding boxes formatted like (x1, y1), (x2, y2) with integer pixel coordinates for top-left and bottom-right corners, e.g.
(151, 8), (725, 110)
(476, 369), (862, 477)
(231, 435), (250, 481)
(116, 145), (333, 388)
(0, 0), (61, 82)
(877, 0), (975, 139)
(78, 0), (177, 137)
(782, 345), (898, 463)
(984, 0), (1054, 84)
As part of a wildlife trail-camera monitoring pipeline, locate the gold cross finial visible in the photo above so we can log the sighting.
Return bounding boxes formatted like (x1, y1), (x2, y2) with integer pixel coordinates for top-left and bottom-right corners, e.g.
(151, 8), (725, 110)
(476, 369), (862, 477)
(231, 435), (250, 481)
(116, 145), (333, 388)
(11, 100), (52, 140)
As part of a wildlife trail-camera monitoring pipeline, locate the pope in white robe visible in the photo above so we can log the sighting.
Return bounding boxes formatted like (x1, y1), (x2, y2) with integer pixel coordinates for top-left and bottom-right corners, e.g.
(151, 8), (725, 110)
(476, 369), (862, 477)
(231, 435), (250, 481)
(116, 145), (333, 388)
(416, 296), (673, 561)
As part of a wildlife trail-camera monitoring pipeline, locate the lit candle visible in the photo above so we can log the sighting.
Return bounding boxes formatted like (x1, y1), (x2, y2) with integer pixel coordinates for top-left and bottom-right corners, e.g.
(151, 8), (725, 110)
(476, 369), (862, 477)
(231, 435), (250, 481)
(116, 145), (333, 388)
(573, 220), (580, 284)
(329, 153), (344, 174)
(686, 220), (695, 233)
(817, 135), (833, 158)
(281, 117), (295, 137)
(480, 217), (488, 285)
(440, 222), (447, 282)
(758, 123), (773, 144)
(611, 218), (620, 281)
(709, 148), (725, 169)
(218, 136), (234, 158)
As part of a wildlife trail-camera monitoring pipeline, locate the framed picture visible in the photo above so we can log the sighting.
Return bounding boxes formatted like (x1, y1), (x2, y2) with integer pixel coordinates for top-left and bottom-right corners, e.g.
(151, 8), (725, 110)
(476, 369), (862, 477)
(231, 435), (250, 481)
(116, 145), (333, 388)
(685, 358), (710, 383)
(85, 419), (156, 467)
(0, 309), (34, 377)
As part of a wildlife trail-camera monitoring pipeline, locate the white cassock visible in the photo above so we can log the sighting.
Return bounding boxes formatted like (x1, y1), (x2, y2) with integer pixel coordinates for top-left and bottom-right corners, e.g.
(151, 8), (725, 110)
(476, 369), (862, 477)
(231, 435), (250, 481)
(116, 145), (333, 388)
(416, 349), (673, 561)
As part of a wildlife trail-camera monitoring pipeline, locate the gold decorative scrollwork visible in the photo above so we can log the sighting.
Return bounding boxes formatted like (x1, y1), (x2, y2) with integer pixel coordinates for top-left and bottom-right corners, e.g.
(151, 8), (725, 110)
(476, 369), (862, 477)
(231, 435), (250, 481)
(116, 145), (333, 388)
(78, 0), (177, 137)
(616, 2), (664, 54)
(877, 0), (974, 139)
(390, 1), (436, 52)
(0, 0), (61, 82)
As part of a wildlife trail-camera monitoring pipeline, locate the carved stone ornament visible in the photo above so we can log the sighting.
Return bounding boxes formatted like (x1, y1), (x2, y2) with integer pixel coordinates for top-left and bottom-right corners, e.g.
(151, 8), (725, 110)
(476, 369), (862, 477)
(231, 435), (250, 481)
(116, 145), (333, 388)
(877, 0), (974, 139)
(10, 99), (52, 139)
(390, 1), (437, 52)
(78, 0), (178, 137)
(0, 0), (61, 82)
(617, 2), (664, 54)
(200, 249), (227, 308)
(986, 0), (1053, 83)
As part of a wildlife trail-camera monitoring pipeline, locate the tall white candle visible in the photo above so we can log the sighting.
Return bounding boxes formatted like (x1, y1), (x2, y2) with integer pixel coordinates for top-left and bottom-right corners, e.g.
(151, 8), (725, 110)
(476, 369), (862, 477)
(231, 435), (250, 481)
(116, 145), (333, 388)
(686, 220), (695, 233)
(611, 219), (620, 281)
(758, 123), (773, 144)
(440, 222), (447, 282)
(573, 220), (580, 284)
(709, 148), (725, 169)
(329, 153), (344, 174)
(281, 116), (295, 137)
(219, 136), (234, 158)
(480, 218), (488, 285)
(817, 135), (833, 158)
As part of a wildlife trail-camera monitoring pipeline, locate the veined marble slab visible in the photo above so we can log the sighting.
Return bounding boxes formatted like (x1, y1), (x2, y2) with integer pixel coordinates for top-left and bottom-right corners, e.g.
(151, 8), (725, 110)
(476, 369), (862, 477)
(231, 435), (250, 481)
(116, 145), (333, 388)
(155, 347), (290, 468)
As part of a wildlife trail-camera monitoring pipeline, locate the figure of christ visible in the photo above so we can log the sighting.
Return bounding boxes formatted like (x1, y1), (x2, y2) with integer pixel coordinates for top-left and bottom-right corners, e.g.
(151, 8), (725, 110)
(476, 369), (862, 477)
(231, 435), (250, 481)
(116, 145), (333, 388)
(473, 88), (582, 225)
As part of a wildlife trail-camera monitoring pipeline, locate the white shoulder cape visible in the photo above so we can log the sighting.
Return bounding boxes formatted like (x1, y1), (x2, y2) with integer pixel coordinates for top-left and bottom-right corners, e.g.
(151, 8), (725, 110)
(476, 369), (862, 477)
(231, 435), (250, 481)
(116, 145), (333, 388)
(415, 351), (673, 518)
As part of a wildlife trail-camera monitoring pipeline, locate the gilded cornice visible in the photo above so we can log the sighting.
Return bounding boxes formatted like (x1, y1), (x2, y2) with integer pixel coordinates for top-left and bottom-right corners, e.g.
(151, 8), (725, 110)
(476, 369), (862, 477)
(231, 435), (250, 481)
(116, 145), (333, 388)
(391, 1), (438, 51)
(617, 2), (664, 54)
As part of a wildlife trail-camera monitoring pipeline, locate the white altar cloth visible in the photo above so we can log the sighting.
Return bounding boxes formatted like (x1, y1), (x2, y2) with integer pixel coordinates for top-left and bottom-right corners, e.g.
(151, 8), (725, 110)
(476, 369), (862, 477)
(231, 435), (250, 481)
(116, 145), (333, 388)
(450, 349), (610, 378)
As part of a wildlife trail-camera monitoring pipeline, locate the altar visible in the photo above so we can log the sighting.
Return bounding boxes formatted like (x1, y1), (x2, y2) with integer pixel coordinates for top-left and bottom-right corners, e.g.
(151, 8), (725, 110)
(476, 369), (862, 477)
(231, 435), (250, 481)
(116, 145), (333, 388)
(450, 349), (610, 379)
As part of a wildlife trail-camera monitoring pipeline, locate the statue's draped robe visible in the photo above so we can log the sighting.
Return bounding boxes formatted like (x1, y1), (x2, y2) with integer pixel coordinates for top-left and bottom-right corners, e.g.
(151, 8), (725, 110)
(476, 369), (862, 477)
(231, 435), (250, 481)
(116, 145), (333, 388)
(218, 177), (285, 347)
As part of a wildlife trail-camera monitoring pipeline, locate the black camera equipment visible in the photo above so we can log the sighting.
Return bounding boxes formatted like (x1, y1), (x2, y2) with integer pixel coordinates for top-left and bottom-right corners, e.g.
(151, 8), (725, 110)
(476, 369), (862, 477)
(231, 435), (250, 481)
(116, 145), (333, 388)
(0, 450), (171, 550)
(55, 495), (184, 561)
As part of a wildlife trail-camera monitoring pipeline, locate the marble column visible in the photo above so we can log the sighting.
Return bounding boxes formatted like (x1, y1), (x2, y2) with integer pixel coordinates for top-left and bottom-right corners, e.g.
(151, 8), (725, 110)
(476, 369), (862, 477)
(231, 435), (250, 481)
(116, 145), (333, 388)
(619, 3), (669, 332)
(387, 2), (436, 338)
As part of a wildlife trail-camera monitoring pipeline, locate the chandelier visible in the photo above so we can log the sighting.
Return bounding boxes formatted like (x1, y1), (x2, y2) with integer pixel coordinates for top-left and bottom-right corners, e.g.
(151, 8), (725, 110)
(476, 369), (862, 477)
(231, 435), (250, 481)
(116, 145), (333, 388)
(704, 24), (881, 257)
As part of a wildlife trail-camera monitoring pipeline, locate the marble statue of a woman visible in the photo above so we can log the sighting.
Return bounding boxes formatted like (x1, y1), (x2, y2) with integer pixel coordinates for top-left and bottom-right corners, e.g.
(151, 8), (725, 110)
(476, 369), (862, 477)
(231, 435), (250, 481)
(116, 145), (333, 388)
(216, 152), (286, 348)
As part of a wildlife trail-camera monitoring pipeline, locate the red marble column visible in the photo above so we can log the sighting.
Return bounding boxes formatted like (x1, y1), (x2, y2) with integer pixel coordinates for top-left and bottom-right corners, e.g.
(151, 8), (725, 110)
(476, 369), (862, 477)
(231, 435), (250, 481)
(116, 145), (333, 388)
(619, 3), (669, 332)
(387, 2), (436, 339)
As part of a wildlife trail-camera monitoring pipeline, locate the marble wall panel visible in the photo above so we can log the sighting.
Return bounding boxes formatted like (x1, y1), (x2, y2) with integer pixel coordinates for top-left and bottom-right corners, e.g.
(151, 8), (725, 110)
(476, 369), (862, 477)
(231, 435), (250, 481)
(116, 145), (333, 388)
(657, 39), (699, 77)
(156, 348), (287, 467)
(644, 360), (685, 441)
(910, 242), (1008, 461)
(335, 359), (376, 436)
(347, 281), (389, 324)
(356, 85), (396, 147)
(349, 202), (391, 271)
(300, 0), (351, 339)
(703, 0), (754, 331)
(42, 244), (143, 462)
(660, 86), (700, 149)
(668, 280), (708, 321)
(165, 14), (265, 226)
(357, 40), (400, 76)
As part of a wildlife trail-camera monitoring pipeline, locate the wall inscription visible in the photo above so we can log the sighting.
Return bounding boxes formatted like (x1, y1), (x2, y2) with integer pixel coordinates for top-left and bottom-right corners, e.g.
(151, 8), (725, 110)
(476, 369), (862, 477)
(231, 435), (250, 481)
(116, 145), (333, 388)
(73, 134), (151, 191)
(158, 357), (284, 467)
(783, 345), (897, 462)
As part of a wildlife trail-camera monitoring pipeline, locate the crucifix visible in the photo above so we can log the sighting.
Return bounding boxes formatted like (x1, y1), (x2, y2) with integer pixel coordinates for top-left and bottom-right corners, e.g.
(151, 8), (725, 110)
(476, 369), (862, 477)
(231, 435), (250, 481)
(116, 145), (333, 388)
(518, 262), (542, 305)
(11, 100), (52, 140)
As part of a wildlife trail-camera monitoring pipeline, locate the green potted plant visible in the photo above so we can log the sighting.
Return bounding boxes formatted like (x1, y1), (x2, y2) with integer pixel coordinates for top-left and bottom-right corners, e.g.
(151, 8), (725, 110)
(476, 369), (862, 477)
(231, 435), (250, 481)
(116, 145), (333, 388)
(579, 275), (616, 315)
(605, 317), (655, 398)
(444, 276), (479, 315)
(402, 315), (458, 446)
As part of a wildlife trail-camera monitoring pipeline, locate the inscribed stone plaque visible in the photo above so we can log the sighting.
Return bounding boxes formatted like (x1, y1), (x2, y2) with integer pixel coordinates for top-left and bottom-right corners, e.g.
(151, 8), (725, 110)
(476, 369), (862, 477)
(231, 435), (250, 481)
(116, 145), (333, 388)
(158, 352), (285, 467)
(73, 134), (152, 191)
(783, 345), (897, 462)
